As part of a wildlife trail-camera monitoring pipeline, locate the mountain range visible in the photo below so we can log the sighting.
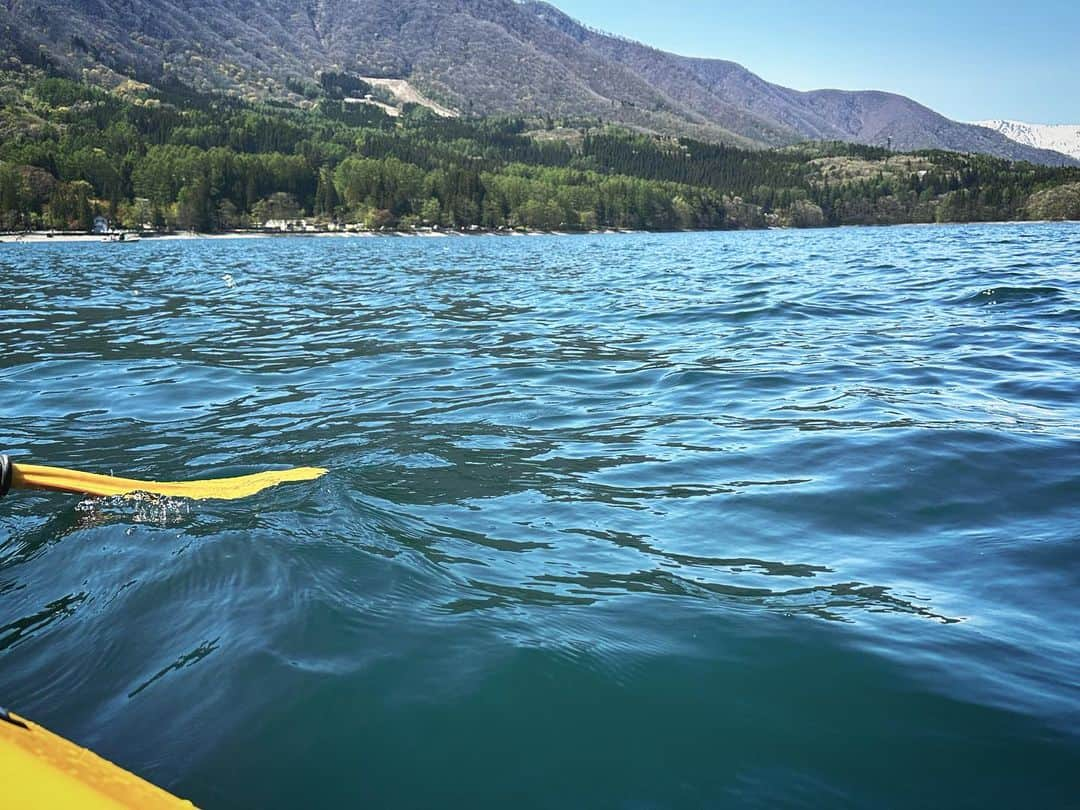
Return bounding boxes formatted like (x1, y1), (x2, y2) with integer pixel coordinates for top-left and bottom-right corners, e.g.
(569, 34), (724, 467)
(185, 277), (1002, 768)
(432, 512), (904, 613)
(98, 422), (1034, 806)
(2, 0), (1075, 165)
(973, 121), (1080, 161)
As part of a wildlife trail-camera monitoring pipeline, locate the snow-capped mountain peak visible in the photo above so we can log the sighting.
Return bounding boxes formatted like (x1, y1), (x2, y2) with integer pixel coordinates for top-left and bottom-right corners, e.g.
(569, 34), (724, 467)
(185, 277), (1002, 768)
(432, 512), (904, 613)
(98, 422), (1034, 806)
(973, 120), (1080, 161)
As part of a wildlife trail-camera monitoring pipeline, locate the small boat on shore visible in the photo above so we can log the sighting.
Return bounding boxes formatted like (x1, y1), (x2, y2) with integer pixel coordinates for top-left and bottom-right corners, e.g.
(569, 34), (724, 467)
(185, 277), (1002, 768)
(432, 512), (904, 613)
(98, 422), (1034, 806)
(103, 232), (141, 243)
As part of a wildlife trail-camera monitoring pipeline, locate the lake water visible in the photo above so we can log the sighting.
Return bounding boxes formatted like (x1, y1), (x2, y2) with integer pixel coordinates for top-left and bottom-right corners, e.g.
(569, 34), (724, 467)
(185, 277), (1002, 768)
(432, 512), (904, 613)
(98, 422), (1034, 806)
(1, 224), (1078, 808)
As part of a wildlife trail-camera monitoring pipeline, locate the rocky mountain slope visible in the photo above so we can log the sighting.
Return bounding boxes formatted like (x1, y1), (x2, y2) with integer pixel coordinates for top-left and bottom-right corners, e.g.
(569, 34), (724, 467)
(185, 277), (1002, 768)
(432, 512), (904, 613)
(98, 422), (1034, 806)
(2, 0), (1075, 164)
(974, 120), (1080, 161)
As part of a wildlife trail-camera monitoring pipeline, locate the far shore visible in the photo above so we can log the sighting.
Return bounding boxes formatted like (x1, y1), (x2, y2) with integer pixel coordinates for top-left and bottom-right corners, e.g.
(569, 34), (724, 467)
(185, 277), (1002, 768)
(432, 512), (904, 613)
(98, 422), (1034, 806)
(0, 227), (645, 244)
(1, 220), (1074, 246)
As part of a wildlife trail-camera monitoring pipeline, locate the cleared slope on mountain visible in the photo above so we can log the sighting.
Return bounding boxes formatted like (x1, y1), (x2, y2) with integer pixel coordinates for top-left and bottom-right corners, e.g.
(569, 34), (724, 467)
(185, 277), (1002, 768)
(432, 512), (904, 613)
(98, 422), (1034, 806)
(0, 0), (757, 145)
(1, 0), (1074, 164)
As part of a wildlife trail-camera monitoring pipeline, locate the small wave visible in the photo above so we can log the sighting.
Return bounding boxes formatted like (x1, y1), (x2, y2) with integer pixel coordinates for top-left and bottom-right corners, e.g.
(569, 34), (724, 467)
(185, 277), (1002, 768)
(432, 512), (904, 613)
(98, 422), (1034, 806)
(0, 592), (87, 652)
(954, 286), (1067, 306)
(128, 638), (221, 697)
(450, 569), (962, 624)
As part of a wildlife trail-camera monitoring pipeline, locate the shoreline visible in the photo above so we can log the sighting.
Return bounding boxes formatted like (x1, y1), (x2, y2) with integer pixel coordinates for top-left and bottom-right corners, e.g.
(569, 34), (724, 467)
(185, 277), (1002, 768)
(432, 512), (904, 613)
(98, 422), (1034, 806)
(0, 220), (1075, 245)
(0, 228), (642, 244)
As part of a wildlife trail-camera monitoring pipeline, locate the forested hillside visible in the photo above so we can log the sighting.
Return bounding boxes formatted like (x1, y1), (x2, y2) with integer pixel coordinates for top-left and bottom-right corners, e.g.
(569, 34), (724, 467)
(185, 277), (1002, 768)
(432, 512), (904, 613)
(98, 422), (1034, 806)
(2, 68), (1079, 233)
(2, 0), (1075, 165)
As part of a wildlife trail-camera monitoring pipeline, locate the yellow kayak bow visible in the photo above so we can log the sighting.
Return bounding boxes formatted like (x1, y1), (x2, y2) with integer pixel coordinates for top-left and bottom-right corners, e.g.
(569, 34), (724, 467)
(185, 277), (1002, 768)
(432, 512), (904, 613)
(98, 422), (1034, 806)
(0, 707), (196, 809)
(0, 455), (326, 501)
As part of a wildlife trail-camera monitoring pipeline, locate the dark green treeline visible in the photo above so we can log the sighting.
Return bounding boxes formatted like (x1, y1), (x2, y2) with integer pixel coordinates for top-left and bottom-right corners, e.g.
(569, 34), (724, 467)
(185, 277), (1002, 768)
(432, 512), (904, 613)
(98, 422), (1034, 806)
(2, 69), (1079, 232)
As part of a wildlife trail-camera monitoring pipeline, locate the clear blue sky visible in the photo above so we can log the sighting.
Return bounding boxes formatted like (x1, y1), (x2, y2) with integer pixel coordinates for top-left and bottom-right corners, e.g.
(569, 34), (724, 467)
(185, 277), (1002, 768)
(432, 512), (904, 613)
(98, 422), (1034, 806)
(553, 1), (1078, 124)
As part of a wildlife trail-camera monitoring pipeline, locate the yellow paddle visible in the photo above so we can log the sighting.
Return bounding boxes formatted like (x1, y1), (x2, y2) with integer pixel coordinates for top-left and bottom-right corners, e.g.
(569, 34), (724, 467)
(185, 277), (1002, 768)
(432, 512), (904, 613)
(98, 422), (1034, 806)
(0, 455), (325, 501)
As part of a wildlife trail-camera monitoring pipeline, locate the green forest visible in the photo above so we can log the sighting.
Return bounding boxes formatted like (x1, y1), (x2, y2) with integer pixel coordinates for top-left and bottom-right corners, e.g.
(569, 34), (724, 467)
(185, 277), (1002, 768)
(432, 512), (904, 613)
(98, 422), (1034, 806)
(2, 67), (1080, 233)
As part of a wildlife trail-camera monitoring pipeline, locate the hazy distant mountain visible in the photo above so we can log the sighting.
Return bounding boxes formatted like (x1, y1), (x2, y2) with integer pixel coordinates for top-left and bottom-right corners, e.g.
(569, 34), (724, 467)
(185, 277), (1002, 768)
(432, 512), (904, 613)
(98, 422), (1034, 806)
(2, 0), (1075, 165)
(973, 120), (1080, 161)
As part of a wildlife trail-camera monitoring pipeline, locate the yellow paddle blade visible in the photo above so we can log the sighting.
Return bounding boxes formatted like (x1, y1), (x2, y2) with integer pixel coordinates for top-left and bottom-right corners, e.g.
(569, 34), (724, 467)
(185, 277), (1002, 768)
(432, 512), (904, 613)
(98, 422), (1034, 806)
(11, 462), (326, 501)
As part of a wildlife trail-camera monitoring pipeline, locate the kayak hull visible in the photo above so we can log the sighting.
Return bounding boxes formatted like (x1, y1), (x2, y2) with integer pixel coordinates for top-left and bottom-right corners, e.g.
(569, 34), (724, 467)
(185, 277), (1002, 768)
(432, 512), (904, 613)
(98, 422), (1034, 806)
(0, 709), (195, 809)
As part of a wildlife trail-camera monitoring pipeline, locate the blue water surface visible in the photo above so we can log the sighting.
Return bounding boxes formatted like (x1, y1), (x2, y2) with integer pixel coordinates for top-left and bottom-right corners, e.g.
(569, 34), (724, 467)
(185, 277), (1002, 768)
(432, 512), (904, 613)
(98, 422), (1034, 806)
(1, 224), (1078, 808)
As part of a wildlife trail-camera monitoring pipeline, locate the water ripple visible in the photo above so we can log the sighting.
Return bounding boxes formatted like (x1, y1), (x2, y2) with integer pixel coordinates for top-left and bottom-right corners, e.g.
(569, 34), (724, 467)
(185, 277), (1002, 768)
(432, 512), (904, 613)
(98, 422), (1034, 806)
(1, 223), (1078, 807)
